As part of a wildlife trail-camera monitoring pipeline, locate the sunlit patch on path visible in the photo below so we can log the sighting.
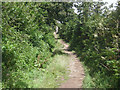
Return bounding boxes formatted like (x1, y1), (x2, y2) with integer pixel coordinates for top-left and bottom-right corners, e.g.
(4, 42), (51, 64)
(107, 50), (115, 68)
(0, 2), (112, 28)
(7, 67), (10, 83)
(54, 32), (85, 88)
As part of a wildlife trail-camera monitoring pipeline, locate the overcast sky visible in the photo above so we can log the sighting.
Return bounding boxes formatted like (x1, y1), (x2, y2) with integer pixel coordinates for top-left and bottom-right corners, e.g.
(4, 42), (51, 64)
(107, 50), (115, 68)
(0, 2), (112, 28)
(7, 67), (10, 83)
(73, 0), (118, 14)
(99, 0), (118, 7)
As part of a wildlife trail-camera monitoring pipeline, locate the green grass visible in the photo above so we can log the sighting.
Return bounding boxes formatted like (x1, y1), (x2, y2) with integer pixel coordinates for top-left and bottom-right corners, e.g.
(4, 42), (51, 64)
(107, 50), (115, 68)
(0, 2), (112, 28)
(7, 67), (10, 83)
(2, 34), (71, 88)
(28, 36), (71, 88)
(22, 38), (70, 88)
(23, 54), (70, 88)
(82, 62), (95, 88)
(82, 61), (118, 88)
(0, 82), (2, 89)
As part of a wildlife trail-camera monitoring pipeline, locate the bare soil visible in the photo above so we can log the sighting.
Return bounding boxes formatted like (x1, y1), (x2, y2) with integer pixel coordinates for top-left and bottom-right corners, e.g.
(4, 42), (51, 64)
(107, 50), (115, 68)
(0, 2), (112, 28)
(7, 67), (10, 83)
(54, 32), (85, 88)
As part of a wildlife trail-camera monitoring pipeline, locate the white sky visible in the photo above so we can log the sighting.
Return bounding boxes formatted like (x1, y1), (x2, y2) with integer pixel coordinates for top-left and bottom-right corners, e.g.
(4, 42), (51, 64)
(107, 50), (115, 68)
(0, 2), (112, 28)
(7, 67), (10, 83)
(95, 0), (118, 4)
(73, 0), (118, 14)
(93, 0), (118, 8)
(97, 0), (118, 7)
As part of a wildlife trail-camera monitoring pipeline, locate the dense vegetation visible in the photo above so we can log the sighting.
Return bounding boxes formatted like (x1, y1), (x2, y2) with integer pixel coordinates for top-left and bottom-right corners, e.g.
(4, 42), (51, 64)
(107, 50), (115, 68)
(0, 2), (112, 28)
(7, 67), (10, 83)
(2, 2), (72, 88)
(58, 2), (120, 88)
(2, 1), (120, 88)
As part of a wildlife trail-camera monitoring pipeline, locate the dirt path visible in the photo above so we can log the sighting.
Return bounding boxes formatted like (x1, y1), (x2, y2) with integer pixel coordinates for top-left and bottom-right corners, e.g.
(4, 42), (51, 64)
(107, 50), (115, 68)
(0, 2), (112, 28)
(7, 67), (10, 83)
(54, 32), (85, 88)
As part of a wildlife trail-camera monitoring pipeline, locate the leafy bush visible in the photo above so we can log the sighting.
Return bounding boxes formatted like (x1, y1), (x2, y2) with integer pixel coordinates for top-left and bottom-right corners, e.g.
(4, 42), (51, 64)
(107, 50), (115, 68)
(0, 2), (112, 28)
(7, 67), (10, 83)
(2, 2), (56, 88)
(58, 2), (120, 88)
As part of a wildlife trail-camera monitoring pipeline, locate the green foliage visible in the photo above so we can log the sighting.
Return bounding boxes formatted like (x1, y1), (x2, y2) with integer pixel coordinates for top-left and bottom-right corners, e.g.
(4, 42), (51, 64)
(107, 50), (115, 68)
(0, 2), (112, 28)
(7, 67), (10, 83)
(2, 1), (120, 88)
(58, 2), (120, 88)
(2, 2), (57, 88)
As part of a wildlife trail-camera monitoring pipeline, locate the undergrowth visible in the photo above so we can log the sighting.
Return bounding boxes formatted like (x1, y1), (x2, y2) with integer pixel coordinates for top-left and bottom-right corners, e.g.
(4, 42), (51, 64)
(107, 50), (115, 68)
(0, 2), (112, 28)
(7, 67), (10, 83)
(82, 61), (118, 88)
(58, 2), (120, 88)
(2, 33), (70, 88)
(12, 54), (69, 88)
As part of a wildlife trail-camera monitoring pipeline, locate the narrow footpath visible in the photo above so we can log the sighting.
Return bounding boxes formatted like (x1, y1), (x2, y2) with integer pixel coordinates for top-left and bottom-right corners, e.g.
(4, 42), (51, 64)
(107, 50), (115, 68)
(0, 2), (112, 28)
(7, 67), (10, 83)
(54, 32), (85, 88)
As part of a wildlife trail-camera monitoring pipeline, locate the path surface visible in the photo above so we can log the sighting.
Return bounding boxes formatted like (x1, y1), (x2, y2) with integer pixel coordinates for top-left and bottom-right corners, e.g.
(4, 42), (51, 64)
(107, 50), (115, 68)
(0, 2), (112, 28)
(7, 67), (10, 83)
(54, 32), (85, 88)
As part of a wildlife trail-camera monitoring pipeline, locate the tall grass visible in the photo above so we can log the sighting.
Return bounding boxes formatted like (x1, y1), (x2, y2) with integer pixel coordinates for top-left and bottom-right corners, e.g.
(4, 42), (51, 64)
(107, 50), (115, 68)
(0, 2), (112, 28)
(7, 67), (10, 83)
(16, 54), (70, 88)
